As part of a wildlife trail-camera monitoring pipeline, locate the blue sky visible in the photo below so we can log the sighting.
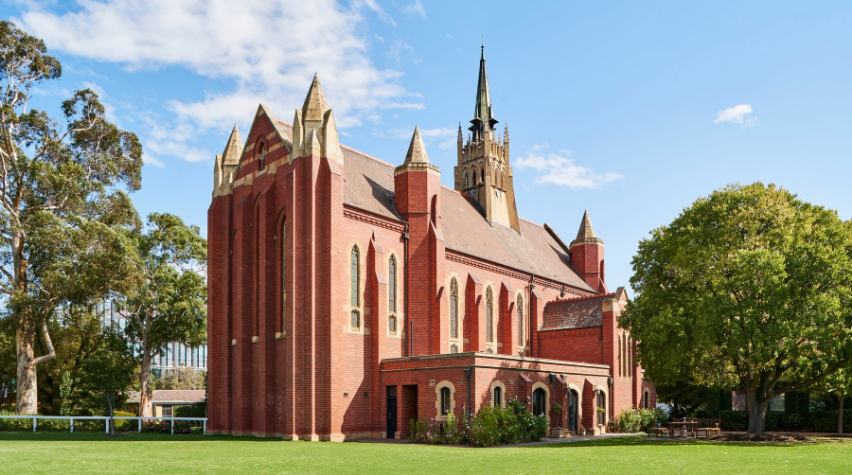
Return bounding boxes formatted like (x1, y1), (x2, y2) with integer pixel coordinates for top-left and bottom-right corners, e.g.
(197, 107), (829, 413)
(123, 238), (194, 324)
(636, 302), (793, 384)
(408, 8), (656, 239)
(7, 0), (852, 289)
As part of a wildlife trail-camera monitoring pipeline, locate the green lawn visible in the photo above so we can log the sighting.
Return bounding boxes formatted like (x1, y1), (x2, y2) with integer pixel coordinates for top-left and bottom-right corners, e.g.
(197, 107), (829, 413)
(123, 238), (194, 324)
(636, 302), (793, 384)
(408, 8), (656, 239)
(0, 432), (850, 475)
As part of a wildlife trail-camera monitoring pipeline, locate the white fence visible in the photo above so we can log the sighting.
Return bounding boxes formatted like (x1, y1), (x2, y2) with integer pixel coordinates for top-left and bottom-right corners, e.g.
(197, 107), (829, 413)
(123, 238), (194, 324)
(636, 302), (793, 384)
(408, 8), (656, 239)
(0, 415), (207, 435)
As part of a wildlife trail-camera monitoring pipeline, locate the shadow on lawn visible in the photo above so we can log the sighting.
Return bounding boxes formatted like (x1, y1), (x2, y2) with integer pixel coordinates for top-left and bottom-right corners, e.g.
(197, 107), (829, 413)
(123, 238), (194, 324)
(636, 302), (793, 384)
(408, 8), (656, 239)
(526, 436), (825, 450)
(0, 432), (282, 443)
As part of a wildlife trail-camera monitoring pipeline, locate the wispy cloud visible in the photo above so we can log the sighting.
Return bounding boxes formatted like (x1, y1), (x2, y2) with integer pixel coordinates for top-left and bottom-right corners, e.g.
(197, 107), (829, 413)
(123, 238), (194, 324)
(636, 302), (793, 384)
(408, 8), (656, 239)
(714, 104), (759, 128)
(15, 0), (422, 164)
(400, 0), (427, 19)
(514, 144), (623, 189)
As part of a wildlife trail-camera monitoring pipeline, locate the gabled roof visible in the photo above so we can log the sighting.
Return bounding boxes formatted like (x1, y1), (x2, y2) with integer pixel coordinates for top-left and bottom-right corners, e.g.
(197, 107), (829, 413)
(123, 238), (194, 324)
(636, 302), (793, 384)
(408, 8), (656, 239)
(269, 117), (593, 291)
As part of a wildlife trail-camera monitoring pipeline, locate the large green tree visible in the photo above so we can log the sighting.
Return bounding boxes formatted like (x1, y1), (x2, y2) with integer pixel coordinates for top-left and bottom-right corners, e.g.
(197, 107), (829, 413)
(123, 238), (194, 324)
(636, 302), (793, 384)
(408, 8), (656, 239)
(815, 368), (852, 435)
(120, 213), (206, 417)
(0, 22), (142, 413)
(78, 329), (135, 435)
(620, 183), (852, 433)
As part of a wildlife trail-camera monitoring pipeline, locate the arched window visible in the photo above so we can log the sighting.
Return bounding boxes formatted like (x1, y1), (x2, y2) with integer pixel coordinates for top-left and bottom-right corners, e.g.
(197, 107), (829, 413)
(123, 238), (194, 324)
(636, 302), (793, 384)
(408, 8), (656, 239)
(449, 278), (458, 339)
(388, 315), (397, 333)
(351, 310), (360, 328)
(464, 172), (469, 189)
(628, 336), (633, 378)
(597, 391), (606, 425)
(532, 388), (546, 417)
(389, 255), (397, 313)
(517, 294), (524, 350)
(485, 287), (493, 343)
(618, 334), (623, 377)
(258, 142), (266, 169)
(480, 168), (484, 184)
(440, 387), (451, 415)
(351, 246), (360, 307)
(493, 386), (502, 408)
(643, 389), (650, 409)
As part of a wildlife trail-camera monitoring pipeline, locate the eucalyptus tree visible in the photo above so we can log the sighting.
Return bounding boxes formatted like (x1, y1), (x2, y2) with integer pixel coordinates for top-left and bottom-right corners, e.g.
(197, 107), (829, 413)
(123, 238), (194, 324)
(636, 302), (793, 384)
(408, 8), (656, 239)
(621, 183), (852, 433)
(120, 213), (206, 417)
(0, 21), (142, 413)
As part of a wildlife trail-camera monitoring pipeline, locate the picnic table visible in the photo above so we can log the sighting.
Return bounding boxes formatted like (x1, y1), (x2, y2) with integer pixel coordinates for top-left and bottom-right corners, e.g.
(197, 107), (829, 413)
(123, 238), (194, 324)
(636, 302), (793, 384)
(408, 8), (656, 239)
(668, 420), (698, 438)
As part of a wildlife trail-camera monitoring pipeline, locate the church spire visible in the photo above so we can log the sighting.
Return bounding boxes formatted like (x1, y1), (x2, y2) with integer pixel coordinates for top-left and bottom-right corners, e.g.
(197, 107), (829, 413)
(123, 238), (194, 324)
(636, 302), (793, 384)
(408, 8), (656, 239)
(395, 125), (439, 176)
(470, 45), (498, 140)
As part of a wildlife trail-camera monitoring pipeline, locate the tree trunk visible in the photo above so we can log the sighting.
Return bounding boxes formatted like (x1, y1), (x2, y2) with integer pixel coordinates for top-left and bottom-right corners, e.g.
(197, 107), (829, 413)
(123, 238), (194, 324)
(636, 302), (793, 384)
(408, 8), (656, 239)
(15, 322), (37, 414)
(839, 395), (844, 436)
(745, 389), (769, 434)
(106, 391), (115, 436)
(139, 322), (153, 417)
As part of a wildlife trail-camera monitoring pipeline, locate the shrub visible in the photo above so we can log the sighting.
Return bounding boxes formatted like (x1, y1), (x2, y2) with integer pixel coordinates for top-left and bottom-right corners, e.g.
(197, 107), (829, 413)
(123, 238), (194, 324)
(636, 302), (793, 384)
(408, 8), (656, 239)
(174, 404), (206, 418)
(720, 410), (748, 431)
(611, 408), (668, 433)
(813, 410), (852, 433)
(409, 398), (547, 447)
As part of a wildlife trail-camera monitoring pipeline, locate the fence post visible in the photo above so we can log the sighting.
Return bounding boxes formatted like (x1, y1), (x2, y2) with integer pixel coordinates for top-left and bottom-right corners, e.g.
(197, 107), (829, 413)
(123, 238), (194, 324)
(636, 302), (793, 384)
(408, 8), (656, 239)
(32, 417), (36, 433)
(203, 420), (206, 435)
(138, 419), (142, 434)
(170, 419), (174, 435)
(70, 418), (74, 434)
(105, 418), (109, 435)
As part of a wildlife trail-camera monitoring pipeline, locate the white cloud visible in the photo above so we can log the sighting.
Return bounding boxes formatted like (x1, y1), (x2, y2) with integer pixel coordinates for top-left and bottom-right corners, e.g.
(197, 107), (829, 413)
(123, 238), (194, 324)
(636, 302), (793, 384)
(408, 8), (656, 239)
(400, 0), (427, 19)
(514, 144), (623, 189)
(714, 104), (759, 128)
(15, 0), (422, 163)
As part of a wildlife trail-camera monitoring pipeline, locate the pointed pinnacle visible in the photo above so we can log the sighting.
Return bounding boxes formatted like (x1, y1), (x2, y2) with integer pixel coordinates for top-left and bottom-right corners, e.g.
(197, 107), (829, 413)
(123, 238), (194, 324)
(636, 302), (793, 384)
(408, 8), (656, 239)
(221, 124), (243, 164)
(302, 74), (328, 122)
(404, 125), (430, 164)
(574, 210), (602, 244)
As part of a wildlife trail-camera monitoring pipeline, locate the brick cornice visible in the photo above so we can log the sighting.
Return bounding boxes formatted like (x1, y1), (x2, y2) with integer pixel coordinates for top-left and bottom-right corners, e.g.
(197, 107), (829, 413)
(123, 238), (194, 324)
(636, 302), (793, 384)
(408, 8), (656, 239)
(343, 206), (406, 233)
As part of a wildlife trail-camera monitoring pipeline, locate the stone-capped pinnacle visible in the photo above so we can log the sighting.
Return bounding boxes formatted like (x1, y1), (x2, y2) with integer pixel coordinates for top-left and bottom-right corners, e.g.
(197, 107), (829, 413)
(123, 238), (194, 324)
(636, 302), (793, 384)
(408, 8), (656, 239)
(572, 210), (604, 246)
(405, 125), (429, 164)
(302, 73), (328, 122)
(395, 125), (440, 175)
(221, 124), (243, 165)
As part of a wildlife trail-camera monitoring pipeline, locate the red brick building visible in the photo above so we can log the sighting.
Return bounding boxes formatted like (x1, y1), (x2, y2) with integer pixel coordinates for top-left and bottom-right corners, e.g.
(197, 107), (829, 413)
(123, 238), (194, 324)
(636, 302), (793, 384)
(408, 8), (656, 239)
(207, 48), (655, 440)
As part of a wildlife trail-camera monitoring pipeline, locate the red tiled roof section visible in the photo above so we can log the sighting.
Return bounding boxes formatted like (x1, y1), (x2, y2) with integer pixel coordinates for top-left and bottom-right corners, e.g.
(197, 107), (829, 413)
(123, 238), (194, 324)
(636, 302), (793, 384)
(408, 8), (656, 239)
(271, 118), (592, 291)
(542, 295), (609, 330)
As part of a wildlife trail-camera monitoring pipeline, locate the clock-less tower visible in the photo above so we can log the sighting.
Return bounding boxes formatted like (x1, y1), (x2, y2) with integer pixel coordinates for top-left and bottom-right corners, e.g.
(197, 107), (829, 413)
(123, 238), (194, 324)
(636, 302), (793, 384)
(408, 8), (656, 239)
(454, 46), (521, 233)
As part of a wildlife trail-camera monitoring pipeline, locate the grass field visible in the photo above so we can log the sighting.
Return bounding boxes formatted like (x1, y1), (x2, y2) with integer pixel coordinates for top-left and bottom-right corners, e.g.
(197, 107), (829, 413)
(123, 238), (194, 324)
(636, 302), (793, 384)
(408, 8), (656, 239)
(1, 432), (850, 475)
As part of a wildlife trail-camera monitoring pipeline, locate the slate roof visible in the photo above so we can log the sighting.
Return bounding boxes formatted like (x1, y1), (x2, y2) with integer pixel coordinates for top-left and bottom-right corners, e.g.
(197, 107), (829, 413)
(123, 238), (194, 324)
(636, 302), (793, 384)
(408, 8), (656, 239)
(541, 294), (614, 330)
(271, 119), (593, 291)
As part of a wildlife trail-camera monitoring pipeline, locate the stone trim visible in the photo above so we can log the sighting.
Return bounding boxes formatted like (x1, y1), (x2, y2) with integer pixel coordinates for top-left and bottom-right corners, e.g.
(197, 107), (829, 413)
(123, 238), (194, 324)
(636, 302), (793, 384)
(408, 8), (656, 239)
(435, 380), (456, 422)
(489, 380), (507, 408)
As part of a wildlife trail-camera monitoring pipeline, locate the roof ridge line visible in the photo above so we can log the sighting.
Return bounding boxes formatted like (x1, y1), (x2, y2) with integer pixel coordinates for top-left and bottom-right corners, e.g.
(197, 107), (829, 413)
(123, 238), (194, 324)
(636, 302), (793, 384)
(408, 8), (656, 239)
(548, 292), (613, 303)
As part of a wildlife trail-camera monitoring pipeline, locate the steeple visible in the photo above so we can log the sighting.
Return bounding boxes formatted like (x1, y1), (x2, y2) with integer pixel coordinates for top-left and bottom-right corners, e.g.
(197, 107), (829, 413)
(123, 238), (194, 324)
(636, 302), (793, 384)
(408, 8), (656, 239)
(572, 210), (604, 246)
(291, 74), (343, 163)
(213, 124), (243, 197)
(453, 44), (519, 233)
(470, 45), (498, 141)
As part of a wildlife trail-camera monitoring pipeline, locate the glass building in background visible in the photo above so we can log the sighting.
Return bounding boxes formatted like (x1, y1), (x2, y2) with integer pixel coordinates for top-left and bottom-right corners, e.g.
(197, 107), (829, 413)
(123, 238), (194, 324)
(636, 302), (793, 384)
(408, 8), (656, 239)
(97, 301), (208, 376)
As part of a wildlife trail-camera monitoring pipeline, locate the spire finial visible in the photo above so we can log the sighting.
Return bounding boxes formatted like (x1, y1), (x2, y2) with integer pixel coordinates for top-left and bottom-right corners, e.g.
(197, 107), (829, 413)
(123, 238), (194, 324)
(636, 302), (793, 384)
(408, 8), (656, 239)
(302, 74), (328, 122)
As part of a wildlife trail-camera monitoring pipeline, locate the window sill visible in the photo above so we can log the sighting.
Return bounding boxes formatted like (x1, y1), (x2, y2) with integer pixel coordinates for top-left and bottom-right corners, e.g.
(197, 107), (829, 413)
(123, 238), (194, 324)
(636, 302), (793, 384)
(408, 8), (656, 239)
(251, 336), (259, 343)
(275, 332), (286, 340)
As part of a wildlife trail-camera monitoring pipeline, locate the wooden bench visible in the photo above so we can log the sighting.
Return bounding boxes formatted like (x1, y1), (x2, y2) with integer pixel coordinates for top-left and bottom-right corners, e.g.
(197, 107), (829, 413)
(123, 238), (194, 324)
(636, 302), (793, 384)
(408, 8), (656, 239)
(695, 424), (722, 438)
(648, 427), (670, 438)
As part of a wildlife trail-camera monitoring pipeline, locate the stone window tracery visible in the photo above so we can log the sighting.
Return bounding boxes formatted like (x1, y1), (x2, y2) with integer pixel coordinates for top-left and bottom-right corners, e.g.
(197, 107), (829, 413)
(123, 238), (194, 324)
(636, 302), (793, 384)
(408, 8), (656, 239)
(485, 287), (493, 343)
(449, 278), (459, 339)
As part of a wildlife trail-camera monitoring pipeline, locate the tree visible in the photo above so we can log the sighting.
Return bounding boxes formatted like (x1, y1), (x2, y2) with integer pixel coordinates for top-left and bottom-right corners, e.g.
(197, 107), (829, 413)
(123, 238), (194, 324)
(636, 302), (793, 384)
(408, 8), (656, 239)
(121, 213), (206, 417)
(152, 366), (206, 391)
(78, 330), (135, 435)
(620, 183), (852, 434)
(0, 22), (142, 413)
(815, 368), (852, 435)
